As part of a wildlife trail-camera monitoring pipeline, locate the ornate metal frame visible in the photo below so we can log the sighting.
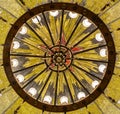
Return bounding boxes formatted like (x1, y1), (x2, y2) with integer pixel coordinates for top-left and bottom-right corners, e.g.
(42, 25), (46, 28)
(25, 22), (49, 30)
(3, 2), (116, 112)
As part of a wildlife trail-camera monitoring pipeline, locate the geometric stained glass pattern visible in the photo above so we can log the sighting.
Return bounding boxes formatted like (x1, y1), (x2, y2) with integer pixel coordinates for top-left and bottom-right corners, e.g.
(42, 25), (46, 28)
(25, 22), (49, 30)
(3, 2), (115, 112)
(0, 0), (120, 114)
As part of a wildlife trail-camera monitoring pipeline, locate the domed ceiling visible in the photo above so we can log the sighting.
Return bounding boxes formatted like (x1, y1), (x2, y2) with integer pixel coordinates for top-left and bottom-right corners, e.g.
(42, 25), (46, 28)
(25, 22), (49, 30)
(0, 0), (120, 114)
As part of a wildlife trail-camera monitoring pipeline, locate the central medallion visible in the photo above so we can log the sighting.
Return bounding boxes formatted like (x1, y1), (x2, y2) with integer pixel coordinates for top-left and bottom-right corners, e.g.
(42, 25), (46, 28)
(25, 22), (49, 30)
(52, 52), (66, 66)
(45, 45), (73, 72)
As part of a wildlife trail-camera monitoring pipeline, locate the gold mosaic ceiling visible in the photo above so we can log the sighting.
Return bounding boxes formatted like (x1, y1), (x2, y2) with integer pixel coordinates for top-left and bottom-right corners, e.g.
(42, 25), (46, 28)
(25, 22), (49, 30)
(0, 0), (120, 114)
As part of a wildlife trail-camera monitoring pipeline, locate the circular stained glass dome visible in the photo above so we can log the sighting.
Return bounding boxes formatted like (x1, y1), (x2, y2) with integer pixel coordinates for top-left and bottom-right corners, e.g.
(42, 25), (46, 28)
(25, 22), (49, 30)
(3, 2), (116, 113)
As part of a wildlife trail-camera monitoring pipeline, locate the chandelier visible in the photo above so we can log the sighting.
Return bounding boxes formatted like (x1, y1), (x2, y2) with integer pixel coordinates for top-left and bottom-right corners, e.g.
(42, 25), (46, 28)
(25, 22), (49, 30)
(3, 2), (116, 113)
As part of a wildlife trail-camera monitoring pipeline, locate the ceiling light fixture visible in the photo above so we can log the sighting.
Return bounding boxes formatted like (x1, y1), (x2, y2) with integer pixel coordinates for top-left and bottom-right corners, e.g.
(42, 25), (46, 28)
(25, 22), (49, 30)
(11, 59), (19, 67)
(82, 19), (92, 27)
(49, 10), (59, 17)
(0, 93), (2, 97)
(69, 12), (78, 18)
(92, 80), (99, 88)
(60, 96), (68, 104)
(32, 15), (41, 24)
(95, 33), (103, 42)
(99, 48), (107, 57)
(3, 2), (116, 112)
(98, 64), (106, 73)
(77, 92), (86, 100)
(117, 100), (120, 104)
(28, 87), (37, 96)
(13, 41), (20, 49)
(16, 74), (24, 83)
(43, 95), (52, 104)
(19, 26), (27, 35)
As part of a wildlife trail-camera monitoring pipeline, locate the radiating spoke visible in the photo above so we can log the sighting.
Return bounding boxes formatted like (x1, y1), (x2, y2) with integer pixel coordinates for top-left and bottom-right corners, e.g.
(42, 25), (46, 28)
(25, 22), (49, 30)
(108, 16), (120, 25)
(54, 66), (59, 105)
(13, 62), (45, 73)
(15, 37), (41, 51)
(42, 12), (55, 45)
(68, 57), (108, 63)
(59, 10), (64, 50)
(35, 16), (50, 39)
(98, 0), (120, 16)
(71, 24), (95, 44)
(2, 97), (19, 114)
(74, 44), (106, 55)
(68, 68), (90, 94)
(66, 16), (84, 46)
(14, 100), (25, 113)
(25, 23), (54, 53)
(35, 16), (42, 26)
(37, 71), (53, 100)
(72, 63), (102, 80)
(63, 71), (74, 103)
(0, 85), (11, 95)
(23, 67), (48, 88)
(72, 28), (98, 48)
(94, 102), (104, 114)
(103, 93), (120, 110)
(15, 0), (27, 11)
(10, 53), (50, 59)
(0, 6), (18, 19)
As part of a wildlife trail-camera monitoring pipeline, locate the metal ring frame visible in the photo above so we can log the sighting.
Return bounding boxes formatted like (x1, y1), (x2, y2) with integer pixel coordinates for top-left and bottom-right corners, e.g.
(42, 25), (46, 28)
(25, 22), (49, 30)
(3, 2), (116, 112)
